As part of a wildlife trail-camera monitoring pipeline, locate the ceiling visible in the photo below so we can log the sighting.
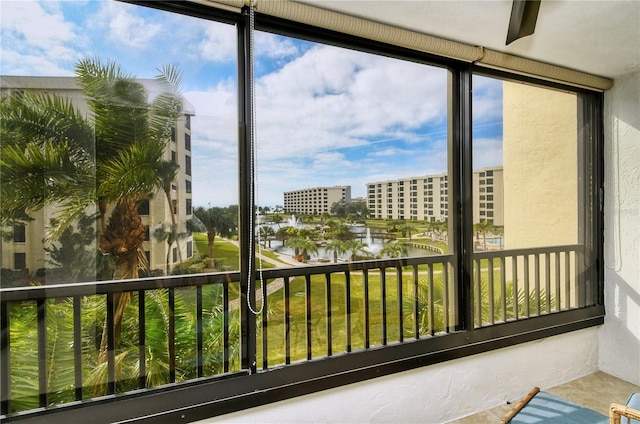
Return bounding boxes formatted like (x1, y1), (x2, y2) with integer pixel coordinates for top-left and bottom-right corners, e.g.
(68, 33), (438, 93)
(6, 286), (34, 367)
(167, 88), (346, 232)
(302, 0), (640, 79)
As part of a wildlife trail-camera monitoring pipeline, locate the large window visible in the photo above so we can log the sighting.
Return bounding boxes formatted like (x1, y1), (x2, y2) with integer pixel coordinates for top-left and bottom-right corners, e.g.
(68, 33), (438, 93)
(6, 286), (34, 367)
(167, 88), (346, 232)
(471, 75), (600, 325)
(0, 1), (603, 422)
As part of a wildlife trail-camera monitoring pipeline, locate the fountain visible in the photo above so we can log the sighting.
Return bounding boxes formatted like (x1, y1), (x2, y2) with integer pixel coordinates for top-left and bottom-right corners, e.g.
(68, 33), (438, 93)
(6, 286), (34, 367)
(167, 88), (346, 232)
(286, 214), (301, 229)
(364, 228), (373, 245)
(363, 228), (383, 255)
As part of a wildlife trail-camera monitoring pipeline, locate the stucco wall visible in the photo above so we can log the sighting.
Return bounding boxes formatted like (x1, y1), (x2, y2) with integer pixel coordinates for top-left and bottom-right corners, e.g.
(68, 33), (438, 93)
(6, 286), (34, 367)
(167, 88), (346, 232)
(600, 71), (640, 386)
(502, 82), (578, 249)
(202, 328), (599, 424)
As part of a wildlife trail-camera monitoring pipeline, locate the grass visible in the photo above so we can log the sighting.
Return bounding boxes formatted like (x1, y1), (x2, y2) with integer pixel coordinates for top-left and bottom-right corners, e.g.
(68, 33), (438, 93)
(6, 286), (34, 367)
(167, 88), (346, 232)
(189, 233), (547, 371)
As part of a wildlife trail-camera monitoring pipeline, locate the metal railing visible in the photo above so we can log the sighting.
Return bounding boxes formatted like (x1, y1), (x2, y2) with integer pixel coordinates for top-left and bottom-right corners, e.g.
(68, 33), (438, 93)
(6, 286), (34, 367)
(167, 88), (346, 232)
(0, 245), (590, 417)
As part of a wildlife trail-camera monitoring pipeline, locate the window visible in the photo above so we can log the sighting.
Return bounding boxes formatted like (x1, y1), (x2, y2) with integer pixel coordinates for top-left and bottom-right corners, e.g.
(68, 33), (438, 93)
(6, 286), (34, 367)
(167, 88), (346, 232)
(13, 224), (26, 243)
(185, 155), (191, 176)
(13, 253), (26, 270)
(472, 72), (599, 313)
(137, 199), (150, 216)
(0, 1), (603, 422)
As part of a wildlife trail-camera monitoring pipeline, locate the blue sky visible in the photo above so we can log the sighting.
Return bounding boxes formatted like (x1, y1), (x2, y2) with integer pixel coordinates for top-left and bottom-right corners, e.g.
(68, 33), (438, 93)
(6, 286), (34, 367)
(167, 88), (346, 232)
(1, 0), (503, 208)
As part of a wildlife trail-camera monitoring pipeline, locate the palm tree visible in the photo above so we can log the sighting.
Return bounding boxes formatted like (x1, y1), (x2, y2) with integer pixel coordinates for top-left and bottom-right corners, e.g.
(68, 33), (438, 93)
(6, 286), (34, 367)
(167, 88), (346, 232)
(271, 214), (283, 228)
(400, 223), (417, 239)
(153, 223), (188, 275)
(474, 220), (494, 251)
(343, 239), (372, 261)
(258, 225), (275, 248)
(1, 58), (184, 372)
(192, 205), (238, 269)
(380, 242), (408, 259)
(158, 160), (183, 261)
(325, 239), (346, 263)
(286, 237), (318, 262)
(404, 277), (556, 337)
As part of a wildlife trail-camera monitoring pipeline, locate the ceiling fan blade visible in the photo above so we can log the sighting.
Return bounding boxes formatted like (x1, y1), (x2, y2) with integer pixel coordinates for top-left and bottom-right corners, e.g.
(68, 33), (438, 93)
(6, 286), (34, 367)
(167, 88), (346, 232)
(506, 0), (541, 45)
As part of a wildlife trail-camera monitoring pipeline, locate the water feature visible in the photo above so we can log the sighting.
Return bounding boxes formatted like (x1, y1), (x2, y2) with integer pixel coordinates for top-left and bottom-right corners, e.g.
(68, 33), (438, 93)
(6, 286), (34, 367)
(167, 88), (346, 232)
(363, 228), (383, 255)
(286, 214), (302, 229)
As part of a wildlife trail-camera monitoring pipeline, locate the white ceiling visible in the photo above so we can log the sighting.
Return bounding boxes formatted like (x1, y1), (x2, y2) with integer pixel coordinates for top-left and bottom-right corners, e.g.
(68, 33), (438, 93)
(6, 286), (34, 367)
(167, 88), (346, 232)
(302, 0), (640, 79)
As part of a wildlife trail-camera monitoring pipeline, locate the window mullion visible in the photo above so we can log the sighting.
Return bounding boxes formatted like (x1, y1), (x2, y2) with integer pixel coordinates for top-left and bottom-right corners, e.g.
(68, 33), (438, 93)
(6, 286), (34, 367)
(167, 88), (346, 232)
(449, 67), (474, 331)
(237, 8), (257, 373)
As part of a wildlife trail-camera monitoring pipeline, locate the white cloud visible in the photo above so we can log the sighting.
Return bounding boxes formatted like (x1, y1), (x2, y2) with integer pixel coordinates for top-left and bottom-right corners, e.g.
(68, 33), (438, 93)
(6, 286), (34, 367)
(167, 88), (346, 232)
(256, 32), (300, 59)
(473, 137), (504, 169)
(198, 24), (237, 63)
(254, 44), (448, 162)
(184, 80), (239, 207)
(99, 2), (161, 49)
(0, 0), (79, 75)
(473, 75), (503, 123)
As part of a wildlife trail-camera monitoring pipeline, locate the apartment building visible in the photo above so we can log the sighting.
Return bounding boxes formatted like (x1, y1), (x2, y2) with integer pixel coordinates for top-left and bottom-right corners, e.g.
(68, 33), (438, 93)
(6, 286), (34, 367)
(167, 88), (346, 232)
(284, 186), (351, 215)
(0, 76), (194, 278)
(367, 166), (503, 225)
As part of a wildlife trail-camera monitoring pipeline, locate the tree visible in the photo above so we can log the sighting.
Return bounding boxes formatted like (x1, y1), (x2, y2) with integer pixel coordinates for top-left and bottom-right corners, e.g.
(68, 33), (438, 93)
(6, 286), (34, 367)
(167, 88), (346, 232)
(153, 223), (188, 276)
(271, 214), (283, 228)
(387, 219), (404, 233)
(327, 224), (354, 241)
(400, 223), (417, 238)
(380, 242), (408, 259)
(258, 225), (275, 248)
(192, 205), (238, 269)
(346, 200), (369, 221)
(286, 237), (318, 262)
(343, 239), (372, 261)
(325, 239), (346, 263)
(0, 58), (184, 369)
(1, 58), (182, 278)
(330, 201), (347, 218)
(158, 160), (183, 262)
(474, 220), (494, 251)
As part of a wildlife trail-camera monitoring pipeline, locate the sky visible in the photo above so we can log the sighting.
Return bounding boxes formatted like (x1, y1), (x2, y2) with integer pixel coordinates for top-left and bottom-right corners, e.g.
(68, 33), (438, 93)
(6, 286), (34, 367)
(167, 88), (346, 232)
(0, 0), (503, 208)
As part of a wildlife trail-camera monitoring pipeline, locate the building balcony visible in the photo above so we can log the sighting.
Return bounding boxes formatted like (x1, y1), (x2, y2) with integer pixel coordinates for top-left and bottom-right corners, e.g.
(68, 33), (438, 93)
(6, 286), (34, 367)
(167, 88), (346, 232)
(0, 244), (611, 423)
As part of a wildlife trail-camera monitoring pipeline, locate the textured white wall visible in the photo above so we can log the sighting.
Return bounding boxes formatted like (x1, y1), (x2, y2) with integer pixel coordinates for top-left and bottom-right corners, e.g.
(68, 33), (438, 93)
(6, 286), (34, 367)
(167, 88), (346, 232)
(600, 71), (640, 386)
(202, 328), (598, 424)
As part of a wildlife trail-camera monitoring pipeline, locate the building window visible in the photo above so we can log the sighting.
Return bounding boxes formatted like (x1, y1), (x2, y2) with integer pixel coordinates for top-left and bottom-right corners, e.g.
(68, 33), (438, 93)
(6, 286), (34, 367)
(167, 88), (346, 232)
(144, 225), (150, 241)
(186, 198), (192, 215)
(137, 199), (150, 216)
(186, 241), (193, 258)
(13, 224), (26, 243)
(171, 150), (176, 163)
(185, 133), (191, 151)
(172, 199), (177, 215)
(185, 155), (191, 176)
(171, 127), (176, 142)
(14, 253), (26, 270)
(172, 247), (178, 263)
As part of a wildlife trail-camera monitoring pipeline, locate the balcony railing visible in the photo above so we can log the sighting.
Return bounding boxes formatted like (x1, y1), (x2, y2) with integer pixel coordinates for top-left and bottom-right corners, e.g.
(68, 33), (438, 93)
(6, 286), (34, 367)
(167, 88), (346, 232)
(0, 245), (603, 422)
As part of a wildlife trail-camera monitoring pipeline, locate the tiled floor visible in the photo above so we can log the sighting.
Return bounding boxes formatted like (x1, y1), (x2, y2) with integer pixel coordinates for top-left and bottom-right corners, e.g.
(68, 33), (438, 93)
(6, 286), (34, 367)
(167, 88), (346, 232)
(448, 371), (640, 423)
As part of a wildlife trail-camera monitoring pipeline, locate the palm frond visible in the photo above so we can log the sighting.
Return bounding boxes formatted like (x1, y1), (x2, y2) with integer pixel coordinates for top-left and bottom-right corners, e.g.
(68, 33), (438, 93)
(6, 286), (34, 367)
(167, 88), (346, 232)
(98, 140), (164, 201)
